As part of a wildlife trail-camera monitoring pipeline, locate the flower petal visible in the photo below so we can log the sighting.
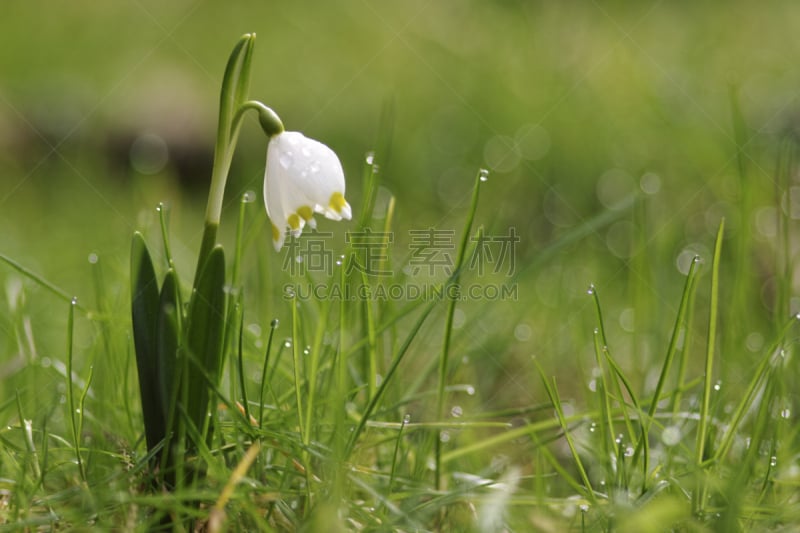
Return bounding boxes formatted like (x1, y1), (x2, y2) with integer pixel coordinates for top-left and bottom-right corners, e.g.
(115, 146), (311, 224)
(263, 131), (352, 251)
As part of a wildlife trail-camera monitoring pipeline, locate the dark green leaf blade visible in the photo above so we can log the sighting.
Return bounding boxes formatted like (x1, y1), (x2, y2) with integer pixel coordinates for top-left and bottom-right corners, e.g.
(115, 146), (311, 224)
(130, 232), (163, 454)
(184, 245), (226, 445)
(156, 269), (180, 430)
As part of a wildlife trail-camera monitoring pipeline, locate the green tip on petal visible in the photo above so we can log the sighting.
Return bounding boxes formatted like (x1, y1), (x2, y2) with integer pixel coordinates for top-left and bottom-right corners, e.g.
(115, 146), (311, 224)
(271, 223), (280, 242)
(297, 205), (314, 221)
(329, 192), (348, 214)
(287, 213), (302, 230)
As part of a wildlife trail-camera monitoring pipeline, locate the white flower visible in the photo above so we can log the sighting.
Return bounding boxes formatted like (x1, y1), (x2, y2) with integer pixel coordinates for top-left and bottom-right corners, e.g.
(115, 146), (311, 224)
(263, 131), (352, 251)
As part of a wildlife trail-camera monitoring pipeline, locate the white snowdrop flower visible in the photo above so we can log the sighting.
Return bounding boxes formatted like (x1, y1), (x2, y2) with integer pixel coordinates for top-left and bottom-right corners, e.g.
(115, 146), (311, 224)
(263, 131), (352, 251)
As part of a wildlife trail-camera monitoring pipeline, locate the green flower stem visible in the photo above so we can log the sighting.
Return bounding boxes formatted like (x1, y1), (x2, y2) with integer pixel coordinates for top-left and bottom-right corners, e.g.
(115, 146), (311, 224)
(194, 34), (255, 285)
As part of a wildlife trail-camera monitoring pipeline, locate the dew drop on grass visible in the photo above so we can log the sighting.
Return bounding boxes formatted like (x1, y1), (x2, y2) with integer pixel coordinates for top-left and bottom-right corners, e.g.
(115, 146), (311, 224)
(365, 151), (375, 165)
(466, 385), (476, 396)
(780, 408), (791, 419)
(770, 456), (778, 467)
(439, 431), (451, 443)
(625, 446), (634, 457)
(87, 253), (99, 264)
(242, 190), (256, 203)
(479, 168), (489, 182)
(662, 425), (682, 446)
(283, 339), (292, 348)
(270, 318), (279, 329)
(451, 406), (463, 418)
(713, 381), (722, 392)
(70, 296), (78, 306)
(587, 284), (595, 295)
(403, 414), (411, 425)
(579, 504), (590, 513)
(41, 357), (52, 368)
(588, 379), (597, 392)
(589, 423), (596, 433)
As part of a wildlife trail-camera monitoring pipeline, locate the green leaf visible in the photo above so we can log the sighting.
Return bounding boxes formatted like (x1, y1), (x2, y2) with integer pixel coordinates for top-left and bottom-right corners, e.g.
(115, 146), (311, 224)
(130, 232), (164, 454)
(156, 269), (180, 429)
(184, 245), (227, 445)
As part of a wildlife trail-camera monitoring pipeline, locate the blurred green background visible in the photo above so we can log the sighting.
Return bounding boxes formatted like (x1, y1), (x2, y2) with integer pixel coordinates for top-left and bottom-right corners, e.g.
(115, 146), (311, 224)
(2, 1), (800, 406)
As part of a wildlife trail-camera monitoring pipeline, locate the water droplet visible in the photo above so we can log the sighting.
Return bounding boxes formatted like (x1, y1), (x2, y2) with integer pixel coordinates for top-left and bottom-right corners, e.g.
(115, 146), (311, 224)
(587, 284), (595, 295)
(242, 190), (256, 203)
(283, 339), (292, 348)
(87, 253), (99, 264)
(156, 204), (162, 212)
(247, 323), (262, 337)
(403, 414), (411, 424)
(466, 385), (476, 396)
(70, 296), (78, 306)
(780, 408), (791, 419)
(440, 431), (451, 443)
(309, 161), (320, 174)
(615, 435), (623, 445)
(588, 379), (597, 392)
(479, 168), (489, 182)
(514, 323), (532, 342)
(639, 172), (661, 195)
(589, 423), (596, 433)
(451, 406), (463, 418)
(365, 151), (375, 165)
(295, 256), (304, 264)
(279, 152), (293, 169)
(625, 446), (634, 457)
(271, 319), (279, 328)
(335, 260), (342, 266)
(770, 456), (778, 467)
(713, 381), (722, 391)
(41, 357), (52, 368)
(579, 504), (590, 513)
(662, 425), (682, 446)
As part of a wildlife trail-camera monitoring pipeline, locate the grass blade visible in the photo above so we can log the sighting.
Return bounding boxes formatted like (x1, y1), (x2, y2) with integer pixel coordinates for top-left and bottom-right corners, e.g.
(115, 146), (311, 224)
(693, 218), (724, 515)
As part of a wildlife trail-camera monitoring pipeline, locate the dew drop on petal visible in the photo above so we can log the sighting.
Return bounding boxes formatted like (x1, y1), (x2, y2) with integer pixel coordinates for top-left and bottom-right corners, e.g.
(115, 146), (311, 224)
(310, 161), (320, 174)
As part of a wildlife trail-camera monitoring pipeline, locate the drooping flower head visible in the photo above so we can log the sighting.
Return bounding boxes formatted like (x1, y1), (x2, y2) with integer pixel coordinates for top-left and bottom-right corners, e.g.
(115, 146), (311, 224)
(263, 131), (352, 251)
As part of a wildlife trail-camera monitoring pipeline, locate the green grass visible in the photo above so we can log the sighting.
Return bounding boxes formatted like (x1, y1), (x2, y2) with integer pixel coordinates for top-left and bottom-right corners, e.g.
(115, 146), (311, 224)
(3, 2), (800, 531)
